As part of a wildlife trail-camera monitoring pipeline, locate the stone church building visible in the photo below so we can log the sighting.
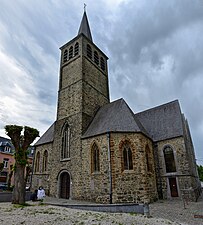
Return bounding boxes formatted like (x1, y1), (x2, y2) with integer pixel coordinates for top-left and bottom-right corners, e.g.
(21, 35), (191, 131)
(32, 12), (201, 203)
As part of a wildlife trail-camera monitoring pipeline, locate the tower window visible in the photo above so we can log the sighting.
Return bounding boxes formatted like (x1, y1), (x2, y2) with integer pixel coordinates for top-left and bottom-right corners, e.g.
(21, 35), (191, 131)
(69, 46), (73, 59)
(74, 42), (79, 56)
(91, 143), (100, 173)
(61, 124), (70, 160)
(163, 146), (176, 173)
(87, 44), (92, 59)
(122, 142), (133, 170)
(63, 49), (68, 63)
(94, 51), (99, 65)
(100, 57), (105, 71)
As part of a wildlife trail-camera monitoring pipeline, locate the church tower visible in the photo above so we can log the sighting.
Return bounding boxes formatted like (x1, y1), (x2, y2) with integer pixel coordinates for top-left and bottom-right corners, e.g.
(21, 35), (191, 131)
(49, 11), (109, 199)
(57, 11), (109, 130)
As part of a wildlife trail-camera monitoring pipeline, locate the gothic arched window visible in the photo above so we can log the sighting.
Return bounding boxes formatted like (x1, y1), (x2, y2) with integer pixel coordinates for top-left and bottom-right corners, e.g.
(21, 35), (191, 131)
(74, 42), (79, 56)
(146, 145), (152, 172)
(69, 46), (73, 59)
(42, 150), (48, 172)
(123, 143), (133, 170)
(94, 51), (99, 65)
(35, 151), (40, 173)
(100, 57), (105, 71)
(91, 143), (100, 173)
(61, 124), (70, 160)
(163, 146), (176, 173)
(63, 49), (68, 63)
(87, 44), (92, 59)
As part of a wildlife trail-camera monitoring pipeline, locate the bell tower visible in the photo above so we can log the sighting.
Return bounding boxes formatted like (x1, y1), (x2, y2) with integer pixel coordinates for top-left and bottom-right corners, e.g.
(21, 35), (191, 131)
(50, 11), (109, 199)
(57, 11), (110, 133)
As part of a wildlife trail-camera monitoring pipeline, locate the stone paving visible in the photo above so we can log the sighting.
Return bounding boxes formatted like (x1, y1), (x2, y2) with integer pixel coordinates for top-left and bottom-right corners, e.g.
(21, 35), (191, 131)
(43, 193), (203, 225)
(150, 193), (203, 225)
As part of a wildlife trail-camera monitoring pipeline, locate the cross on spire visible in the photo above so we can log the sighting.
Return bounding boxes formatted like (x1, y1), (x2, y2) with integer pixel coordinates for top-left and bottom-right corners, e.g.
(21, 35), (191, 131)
(78, 5), (93, 41)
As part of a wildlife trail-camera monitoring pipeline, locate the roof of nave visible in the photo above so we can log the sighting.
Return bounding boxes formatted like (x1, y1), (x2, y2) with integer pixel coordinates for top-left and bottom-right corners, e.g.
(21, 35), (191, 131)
(135, 99), (184, 142)
(82, 98), (150, 139)
(34, 123), (55, 146)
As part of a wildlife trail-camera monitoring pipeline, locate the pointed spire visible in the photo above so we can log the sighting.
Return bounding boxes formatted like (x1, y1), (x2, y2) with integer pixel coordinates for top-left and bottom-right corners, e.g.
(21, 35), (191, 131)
(78, 9), (93, 41)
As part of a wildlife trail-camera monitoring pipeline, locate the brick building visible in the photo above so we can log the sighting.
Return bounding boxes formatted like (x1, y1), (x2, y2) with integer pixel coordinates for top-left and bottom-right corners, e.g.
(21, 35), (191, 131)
(32, 11), (201, 203)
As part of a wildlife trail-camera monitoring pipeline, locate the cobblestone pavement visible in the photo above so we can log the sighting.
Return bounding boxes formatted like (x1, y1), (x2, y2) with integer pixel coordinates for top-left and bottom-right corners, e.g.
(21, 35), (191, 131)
(44, 193), (203, 225)
(150, 193), (203, 225)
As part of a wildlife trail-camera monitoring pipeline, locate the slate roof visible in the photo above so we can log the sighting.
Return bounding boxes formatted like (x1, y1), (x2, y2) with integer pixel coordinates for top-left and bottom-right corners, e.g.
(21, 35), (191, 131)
(35, 123), (55, 146)
(78, 11), (93, 41)
(135, 100), (184, 142)
(82, 98), (150, 138)
(0, 136), (15, 153)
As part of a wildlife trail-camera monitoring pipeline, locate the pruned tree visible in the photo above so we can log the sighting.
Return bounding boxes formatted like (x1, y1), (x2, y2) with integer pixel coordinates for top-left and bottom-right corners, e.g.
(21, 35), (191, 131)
(5, 125), (39, 204)
(197, 165), (203, 182)
(7, 164), (14, 190)
(0, 162), (4, 172)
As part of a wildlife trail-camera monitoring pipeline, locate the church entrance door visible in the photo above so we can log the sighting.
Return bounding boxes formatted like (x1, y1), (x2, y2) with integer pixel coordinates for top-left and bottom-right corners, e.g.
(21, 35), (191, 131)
(60, 172), (70, 199)
(169, 177), (178, 197)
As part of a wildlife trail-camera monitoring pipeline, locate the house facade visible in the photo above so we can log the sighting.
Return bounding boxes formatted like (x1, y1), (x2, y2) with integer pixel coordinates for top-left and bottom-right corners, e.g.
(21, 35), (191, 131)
(32, 11), (201, 203)
(0, 136), (34, 188)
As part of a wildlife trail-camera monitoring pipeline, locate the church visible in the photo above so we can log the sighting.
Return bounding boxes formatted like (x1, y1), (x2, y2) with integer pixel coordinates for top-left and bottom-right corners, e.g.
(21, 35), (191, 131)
(32, 11), (201, 203)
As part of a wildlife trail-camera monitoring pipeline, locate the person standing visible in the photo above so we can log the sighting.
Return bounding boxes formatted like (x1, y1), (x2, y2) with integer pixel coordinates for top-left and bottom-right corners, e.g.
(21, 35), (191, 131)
(37, 186), (45, 201)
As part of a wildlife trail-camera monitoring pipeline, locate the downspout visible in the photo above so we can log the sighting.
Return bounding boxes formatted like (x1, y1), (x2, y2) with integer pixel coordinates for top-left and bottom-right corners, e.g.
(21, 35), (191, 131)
(107, 132), (112, 204)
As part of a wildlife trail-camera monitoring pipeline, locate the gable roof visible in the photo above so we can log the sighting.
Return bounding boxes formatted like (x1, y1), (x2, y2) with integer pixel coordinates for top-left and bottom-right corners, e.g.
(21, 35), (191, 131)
(34, 123), (55, 146)
(135, 100), (184, 142)
(82, 98), (150, 138)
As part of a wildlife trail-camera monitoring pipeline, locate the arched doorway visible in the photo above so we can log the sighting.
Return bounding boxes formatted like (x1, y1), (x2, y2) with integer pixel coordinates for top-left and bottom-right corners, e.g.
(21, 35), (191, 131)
(59, 172), (70, 199)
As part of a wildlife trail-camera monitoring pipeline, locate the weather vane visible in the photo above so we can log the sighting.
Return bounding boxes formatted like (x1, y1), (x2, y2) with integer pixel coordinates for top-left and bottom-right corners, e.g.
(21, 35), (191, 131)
(84, 3), (87, 12)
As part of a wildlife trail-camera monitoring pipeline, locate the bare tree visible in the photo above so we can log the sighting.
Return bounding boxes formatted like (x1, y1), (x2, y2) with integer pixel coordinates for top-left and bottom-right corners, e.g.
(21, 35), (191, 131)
(5, 125), (39, 204)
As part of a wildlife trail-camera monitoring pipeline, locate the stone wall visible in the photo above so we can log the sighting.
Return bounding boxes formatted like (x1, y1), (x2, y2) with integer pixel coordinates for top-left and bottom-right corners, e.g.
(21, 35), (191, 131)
(32, 142), (52, 194)
(81, 132), (158, 204)
(156, 136), (200, 201)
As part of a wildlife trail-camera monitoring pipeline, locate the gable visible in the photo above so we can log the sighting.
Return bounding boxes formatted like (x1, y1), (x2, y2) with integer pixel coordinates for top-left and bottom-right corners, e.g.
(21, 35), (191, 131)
(82, 98), (150, 138)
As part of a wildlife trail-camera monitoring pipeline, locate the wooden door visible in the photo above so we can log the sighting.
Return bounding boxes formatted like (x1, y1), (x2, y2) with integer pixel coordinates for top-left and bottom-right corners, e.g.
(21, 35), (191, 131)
(60, 172), (70, 199)
(169, 177), (178, 197)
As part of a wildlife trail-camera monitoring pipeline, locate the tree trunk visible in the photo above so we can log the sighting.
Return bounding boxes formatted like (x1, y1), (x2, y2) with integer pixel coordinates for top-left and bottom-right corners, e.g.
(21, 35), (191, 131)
(12, 164), (26, 204)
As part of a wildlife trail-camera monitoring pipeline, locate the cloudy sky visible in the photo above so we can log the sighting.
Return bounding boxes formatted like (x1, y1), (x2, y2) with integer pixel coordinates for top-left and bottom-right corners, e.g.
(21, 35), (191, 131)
(0, 0), (203, 164)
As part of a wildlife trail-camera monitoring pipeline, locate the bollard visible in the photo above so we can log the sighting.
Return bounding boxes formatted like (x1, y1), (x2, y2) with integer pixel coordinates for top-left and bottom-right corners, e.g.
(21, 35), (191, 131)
(143, 203), (150, 217)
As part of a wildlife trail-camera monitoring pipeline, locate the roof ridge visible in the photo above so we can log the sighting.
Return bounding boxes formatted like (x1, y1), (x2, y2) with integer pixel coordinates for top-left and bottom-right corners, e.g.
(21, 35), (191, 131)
(135, 99), (179, 115)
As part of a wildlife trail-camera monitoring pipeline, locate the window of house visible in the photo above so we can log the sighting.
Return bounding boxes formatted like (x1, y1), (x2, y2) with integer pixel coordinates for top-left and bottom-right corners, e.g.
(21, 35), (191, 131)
(35, 152), (40, 173)
(63, 49), (68, 62)
(4, 146), (11, 152)
(146, 145), (152, 172)
(42, 150), (48, 172)
(3, 158), (9, 168)
(87, 44), (92, 59)
(91, 143), (100, 172)
(61, 124), (70, 160)
(123, 143), (133, 170)
(94, 51), (99, 65)
(74, 42), (79, 56)
(100, 57), (105, 71)
(163, 146), (176, 173)
(69, 46), (73, 59)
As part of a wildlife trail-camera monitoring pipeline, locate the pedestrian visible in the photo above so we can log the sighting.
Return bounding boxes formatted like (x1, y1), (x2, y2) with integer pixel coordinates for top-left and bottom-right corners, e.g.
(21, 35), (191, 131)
(30, 189), (38, 201)
(37, 186), (45, 201)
